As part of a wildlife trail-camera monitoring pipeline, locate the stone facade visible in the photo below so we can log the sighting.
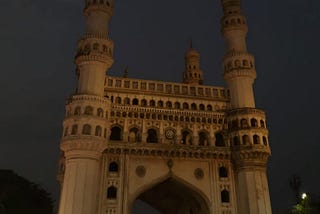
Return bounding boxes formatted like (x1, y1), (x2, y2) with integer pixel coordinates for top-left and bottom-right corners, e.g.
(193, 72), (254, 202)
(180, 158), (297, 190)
(57, 0), (272, 213)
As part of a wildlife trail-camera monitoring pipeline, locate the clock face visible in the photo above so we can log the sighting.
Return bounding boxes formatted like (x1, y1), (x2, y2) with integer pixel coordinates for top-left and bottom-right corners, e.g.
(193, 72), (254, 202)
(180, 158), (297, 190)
(165, 129), (175, 139)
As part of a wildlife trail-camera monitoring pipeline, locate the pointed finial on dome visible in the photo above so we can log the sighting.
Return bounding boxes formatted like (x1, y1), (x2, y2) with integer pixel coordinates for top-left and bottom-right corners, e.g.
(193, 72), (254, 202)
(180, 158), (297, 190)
(189, 39), (193, 49)
(123, 66), (129, 78)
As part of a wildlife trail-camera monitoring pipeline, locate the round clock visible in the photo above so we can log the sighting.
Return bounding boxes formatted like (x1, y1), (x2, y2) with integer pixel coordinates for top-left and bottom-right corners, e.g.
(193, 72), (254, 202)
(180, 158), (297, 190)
(165, 129), (175, 139)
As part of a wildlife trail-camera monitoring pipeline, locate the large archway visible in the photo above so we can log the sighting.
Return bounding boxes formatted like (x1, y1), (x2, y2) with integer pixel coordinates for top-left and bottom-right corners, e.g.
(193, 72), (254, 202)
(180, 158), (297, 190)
(132, 178), (210, 214)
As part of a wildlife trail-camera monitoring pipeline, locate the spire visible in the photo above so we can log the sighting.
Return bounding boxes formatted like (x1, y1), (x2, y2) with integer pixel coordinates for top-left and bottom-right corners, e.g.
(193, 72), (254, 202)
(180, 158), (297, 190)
(183, 42), (204, 85)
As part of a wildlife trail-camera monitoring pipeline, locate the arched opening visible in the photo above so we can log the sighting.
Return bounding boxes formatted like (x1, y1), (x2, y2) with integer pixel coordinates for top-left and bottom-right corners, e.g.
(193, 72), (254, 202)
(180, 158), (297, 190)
(263, 136), (268, 146)
(221, 190), (230, 203)
(251, 118), (258, 127)
(110, 126), (122, 141)
(240, 118), (248, 128)
(108, 162), (119, 172)
(74, 106), (81, 115)
(132, 98), (139, 105)
(115, 97), (122, 104)
(215, 132), (225, 147)
(183, 102), (189, 110)
(147, 129), (158, 143)
(71, 124), (78, 135)
(150, 100), (155, 107)
(182, 130), (192, 145)
(84, 106), (93, 115)
(107, 186), (117, 199)
(242, 135), (250, 145)
(253, 135), (260, 144)
(174, 102), (180, 109)
(191, 103), (197, 110)
(132, 178), (210, 214)
(95, 126), (102, 136)
(199, 104), (205, 111)
(128, 127), (141, 143)
(124, 97), (130, 105)
(97, 108), (104, 117)
(198, 131), (209, 146)
(82, 124), (91, 135)
(141, 99), (147, 107)
(166, 101), (172, 108)
(158, 101), (163, 107)
(219, 167), (228, 178)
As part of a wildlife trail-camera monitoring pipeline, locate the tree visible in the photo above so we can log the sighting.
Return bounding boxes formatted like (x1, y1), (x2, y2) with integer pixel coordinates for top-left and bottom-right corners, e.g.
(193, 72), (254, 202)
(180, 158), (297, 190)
(0, 170), (54, 214)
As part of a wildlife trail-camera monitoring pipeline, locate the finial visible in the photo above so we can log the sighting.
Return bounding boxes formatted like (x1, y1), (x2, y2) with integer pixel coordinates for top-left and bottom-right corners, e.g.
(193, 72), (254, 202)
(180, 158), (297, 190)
(123, 66), (128, 78)
(189, 39), (193, 49)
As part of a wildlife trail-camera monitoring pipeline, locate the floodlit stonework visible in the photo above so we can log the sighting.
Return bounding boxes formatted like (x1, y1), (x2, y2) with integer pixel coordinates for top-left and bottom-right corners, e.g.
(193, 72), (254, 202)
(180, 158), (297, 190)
(57, 0), (272, 213)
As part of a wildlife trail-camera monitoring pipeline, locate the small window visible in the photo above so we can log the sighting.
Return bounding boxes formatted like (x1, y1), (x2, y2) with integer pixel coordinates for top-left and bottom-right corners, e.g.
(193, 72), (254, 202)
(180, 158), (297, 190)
(174, 102), (180, 109)
(158, 101), (163, 107)
(109, 162), (119, 172)
(107, 186), (117, 199)
(253, 135), (260, 144)
(110, 126), (122, 141)
(263, 136), (268, 146)
(74, 106), (81, 115)
(199, 104), (205, 111)
(150, 100), (155, 107)
(95, 126), (102, 136)
(71, 125), (78, 135)
(251, 118), (258, 127)
(115, 97), (121, 104)
(147, 129), (158, 143)
(219, 167), (228, 178)
(221, 190), (230, 203)
(215, 133), (225, 147)
(132, 98), (139, 105)
(141, 99), (147, 107)
(166, 101), (172, 108)
(242, 135), (250, 145)
(84, 106), (93, 115)
(97, 108), (104, 117)
(82, 124), (91, 135)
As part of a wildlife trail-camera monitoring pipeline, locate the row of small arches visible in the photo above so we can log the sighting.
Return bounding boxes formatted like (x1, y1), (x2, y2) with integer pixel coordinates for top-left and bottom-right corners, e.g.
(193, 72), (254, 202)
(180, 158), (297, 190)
(230, 118), (265, 129)
(232, 134), (268, 146)
(223, 16), (246, 26)
(111, 111), (224, 124)
(111, 97), (218, 111)
(110, 125), (226, 147)
(78, 42), (113, 57)
(69, 106), (106, 118)
(224, 58), (254, 72)
(64, 124), (107, 138)
(106, 185), (230, 203)
(86, 0), (112, 7)
(184, 71), (202, 79)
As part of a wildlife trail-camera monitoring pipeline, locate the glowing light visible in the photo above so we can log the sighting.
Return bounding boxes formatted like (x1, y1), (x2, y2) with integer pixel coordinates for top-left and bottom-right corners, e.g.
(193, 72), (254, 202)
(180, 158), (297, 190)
(301, 193), (307, 200)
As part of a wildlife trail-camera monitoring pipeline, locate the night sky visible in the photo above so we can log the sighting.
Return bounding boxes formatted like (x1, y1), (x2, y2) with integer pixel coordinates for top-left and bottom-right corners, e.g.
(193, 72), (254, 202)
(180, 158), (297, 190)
(1, 0), (320, 213)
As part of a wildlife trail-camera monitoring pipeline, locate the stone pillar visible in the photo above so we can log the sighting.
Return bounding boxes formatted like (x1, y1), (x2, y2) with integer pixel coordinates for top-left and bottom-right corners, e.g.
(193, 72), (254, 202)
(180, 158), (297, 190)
(58, 149), (102, 214)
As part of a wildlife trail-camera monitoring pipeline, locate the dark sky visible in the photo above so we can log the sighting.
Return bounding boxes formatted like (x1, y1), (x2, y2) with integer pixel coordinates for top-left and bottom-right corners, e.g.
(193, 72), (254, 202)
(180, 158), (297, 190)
(1, 0), (320, 213)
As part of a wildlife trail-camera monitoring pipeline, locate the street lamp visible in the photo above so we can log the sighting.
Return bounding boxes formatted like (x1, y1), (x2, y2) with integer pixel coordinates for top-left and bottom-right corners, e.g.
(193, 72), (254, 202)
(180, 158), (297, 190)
(301, 193), (307, 200)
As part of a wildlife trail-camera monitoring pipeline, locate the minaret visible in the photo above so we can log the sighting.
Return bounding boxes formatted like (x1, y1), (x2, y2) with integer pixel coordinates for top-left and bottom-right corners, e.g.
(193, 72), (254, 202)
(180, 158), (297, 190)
(183, 41), (204, 85)
(58, 1), (114, 214)
(221, 0), (272, 213)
